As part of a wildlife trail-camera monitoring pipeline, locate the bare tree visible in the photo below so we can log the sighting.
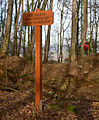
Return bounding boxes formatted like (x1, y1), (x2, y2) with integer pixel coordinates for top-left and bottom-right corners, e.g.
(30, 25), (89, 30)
(1, 0), (13, 56)
(71, 0), (76, 62)
(94, 0), (98, 53)
(89, 0), (93, 55)
(11, 0), (22, 56)
(84, 0), (88, 43)
(81, 0), (83, 56)
(44, 0), (54, 62)
(75, 0), (80, 58)
(18, 0), (23, 56)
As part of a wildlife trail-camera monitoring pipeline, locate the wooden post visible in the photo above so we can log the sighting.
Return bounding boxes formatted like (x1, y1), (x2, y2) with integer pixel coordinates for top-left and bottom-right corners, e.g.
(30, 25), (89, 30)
(35, 26), (42, 110)
(22, 8), (53, 111)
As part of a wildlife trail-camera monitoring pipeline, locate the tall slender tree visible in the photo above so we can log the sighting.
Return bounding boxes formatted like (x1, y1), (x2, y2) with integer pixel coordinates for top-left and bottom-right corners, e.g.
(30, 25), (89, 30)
(18, 0), (23, 56)
(0, 0), (3, 49)
(11, 0), (21, 56)
(60, 2), (64, 63)
(75, 0), (80, 58)
(23, 26), (26, 57)
(94, 0), (98, 53)
(1, 0), (13, 56)
(81, 0), (84, 56)
(84, 0), (88, 42)
(71, 0), (76, 62)
(90, 0), (93, 54)
(44, 0), (54, 62)
(41, 0), (48, 10)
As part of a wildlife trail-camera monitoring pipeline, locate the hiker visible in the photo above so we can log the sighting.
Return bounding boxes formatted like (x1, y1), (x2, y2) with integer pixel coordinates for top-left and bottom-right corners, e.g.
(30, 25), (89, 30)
(83, 41), (89, 56)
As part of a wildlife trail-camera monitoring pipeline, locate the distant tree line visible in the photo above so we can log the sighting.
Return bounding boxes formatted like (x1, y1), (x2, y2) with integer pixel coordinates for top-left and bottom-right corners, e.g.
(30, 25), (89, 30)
(71, 0), (99, 62)
(0, 0), (99, 63)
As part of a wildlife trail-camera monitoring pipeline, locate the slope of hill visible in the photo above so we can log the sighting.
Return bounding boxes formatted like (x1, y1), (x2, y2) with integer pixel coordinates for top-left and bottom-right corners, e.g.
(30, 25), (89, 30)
(0, 54), (99, 120)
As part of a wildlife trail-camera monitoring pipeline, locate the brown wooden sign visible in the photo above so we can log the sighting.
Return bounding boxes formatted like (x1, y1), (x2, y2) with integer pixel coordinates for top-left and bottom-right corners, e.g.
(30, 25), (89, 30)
(23, 9), (54, 26)
(22, 9), (54, 111)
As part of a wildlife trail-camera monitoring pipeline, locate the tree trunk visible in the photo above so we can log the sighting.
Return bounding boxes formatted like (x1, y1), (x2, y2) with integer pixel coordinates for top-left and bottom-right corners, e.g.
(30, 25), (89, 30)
(41, 0), (48, 10)
(44, 26), (51, 62)
(11, 0), (21, 56)
(75, 0), (80, 58)
(26, 0), (30, 59)
(60, 3), (64, 63)
(44, 0), (54, 62)
(18, 0), (23, 56)
(57, 33), (60, 62)
(94, 0), (98, 53)
(0, 0), (3, 49)
(0, 0), (7, 50)
(90, 0), (93, 55)
(81, 0), (84, 56)
(23, 26), (26, 57)
(71, 0), (76, 62)
(84, 0), (88, 42)
(1, 0), (13, 56)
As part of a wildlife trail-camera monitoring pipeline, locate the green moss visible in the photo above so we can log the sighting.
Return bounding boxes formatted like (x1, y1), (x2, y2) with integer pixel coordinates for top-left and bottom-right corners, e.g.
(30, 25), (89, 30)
(47, 104), (63, 109)
(44, 80), (54, 87)
(0, 65), (6, 70)
(61, 84), (67, 91)
(66, 105), (78, 114)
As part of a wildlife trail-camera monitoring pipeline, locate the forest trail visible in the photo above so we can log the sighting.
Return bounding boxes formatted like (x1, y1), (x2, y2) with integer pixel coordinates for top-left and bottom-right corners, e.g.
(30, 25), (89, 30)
(0, 54), (99, 120)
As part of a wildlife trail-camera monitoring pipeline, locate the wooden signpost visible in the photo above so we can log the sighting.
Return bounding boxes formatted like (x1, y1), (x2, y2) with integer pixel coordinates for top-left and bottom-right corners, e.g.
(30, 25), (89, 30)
(22, 9), (54, 110)
(23, 9), (53, 26)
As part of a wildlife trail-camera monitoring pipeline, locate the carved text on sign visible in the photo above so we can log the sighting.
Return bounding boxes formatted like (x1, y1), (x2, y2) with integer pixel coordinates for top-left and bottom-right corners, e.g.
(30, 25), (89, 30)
(23, 10), (54, 26)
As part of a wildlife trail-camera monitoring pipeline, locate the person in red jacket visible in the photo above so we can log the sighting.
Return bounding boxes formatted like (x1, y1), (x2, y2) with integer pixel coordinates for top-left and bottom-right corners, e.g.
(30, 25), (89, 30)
(83, 41), (89, 56)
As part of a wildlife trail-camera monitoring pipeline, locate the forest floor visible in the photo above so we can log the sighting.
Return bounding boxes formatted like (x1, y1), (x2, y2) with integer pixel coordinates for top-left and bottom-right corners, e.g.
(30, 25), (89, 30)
(0, 54), (99, 120)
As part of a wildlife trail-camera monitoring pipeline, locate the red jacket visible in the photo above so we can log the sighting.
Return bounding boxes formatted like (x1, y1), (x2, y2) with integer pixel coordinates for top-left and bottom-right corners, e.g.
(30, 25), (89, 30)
(84, 42), (89, 51)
